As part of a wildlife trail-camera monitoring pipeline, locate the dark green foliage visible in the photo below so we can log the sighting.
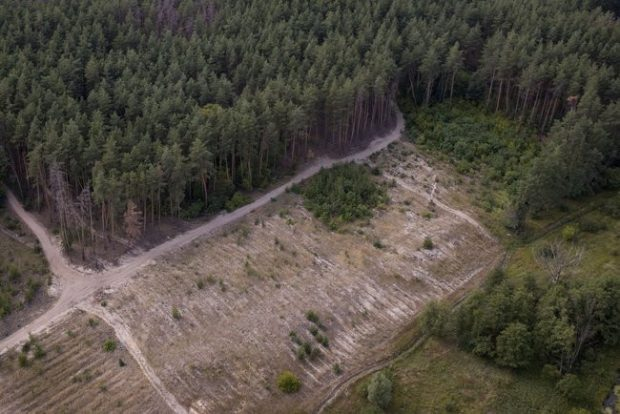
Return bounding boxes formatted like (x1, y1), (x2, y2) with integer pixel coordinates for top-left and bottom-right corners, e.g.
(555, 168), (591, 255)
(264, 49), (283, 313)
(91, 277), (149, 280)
(409, 102), (539, 192)
(225, 192), (251, 212)
(367, 370), (392, 409)
(421, 300), (450, 337)
(0, 245), (48, 318)
(422, 237), (434, 250)
(276, 370), (301, 394)
(453, 274), (620, 373)
(306, 310), (320, 324)
(18, 352), (28, 368)
(333, 363), (342, 375)
(302, 164), (387, 229)
(494, 322), (533, 368)
(0, 0), (617, 237)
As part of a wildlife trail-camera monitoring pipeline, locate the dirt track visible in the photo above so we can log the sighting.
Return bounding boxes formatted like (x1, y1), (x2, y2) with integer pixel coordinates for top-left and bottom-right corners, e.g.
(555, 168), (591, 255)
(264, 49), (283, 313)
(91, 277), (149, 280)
(0, 112), (404, 413)
(0, 111), (502, 414)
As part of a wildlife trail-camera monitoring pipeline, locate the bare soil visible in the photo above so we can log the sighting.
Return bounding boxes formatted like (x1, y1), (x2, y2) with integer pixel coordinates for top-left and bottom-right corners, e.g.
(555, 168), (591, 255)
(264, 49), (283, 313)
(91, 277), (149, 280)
(0, 310), (170, 414)
(0, 124), (503, 414)
(92, 141), (499, 413)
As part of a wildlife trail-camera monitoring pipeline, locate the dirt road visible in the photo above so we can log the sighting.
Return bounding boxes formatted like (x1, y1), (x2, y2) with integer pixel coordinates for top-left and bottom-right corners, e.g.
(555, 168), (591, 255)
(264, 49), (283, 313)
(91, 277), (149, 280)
(0, 112), (404, 356)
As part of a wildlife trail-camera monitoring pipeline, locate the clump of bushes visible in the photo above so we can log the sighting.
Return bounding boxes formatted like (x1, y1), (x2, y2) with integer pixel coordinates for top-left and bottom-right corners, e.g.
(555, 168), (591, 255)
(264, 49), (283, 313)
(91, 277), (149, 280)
(306, 310), (320, 324)
(225, 192), (251, 212)
(277, 370), (301, 393)
(302, 163), (388, 229)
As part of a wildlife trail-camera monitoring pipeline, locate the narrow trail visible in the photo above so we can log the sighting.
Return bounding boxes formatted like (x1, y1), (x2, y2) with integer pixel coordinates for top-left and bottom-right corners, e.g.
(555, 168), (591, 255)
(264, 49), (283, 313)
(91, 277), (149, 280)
(388, 174), (494, 240)
(78, 304), (187, 414)
(314, 173), (499, 414)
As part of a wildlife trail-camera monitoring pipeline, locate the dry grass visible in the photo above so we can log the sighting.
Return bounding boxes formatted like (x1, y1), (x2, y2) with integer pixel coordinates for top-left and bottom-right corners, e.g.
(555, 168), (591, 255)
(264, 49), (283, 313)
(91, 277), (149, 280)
(93, 144), (499, 413)
(0, 311), (170, 414)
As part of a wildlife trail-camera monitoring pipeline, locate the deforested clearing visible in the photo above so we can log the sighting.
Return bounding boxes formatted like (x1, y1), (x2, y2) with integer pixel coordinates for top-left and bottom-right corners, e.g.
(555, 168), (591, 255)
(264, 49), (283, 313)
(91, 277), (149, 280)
(0, 311), (170, 414)
(91, 142), (500, 413)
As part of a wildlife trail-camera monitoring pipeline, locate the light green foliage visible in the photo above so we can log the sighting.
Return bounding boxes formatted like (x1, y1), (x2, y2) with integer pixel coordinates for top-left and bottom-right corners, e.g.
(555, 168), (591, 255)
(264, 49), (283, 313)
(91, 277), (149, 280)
(367, 370), (392, 409)
(276, 370), (301, 393)
(562, 225), (578, 242)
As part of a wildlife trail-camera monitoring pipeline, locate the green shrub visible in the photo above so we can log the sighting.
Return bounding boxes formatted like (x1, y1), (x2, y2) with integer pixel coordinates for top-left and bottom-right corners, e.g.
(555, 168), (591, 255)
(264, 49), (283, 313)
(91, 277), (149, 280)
(225, 192), (251, 212)
(317, 334), (329, 348)
(422, 237), (434, 250)
(18, 352), (29, 367)
(555, 374), (585, 402)
(196, 279), (205, 290)
(306, 310), (320, 324)
(103, 339), (116, 352)
(561, 225), (578, 242)
(33, 343), (46, 359)
(372, 239), (385, 249)
(277, 370), (301, 393)
(367, 370), (392, 409)
(420, 300), (450, 337)
(494, 322), (533, 368)
(333, 363), (342, 375)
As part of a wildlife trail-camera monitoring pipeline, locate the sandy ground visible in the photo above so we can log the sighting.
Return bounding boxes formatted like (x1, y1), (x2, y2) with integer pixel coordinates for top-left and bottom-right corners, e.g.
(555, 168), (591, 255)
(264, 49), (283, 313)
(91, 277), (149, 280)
(90, 141), (500, 413)
(0, 311), (170, 414)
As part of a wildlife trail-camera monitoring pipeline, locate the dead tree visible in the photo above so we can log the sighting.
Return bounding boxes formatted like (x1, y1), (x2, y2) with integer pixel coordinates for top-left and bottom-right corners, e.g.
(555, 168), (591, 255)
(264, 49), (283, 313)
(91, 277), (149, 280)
(49, 163), (80, 251)
(534, 240), (584, 284)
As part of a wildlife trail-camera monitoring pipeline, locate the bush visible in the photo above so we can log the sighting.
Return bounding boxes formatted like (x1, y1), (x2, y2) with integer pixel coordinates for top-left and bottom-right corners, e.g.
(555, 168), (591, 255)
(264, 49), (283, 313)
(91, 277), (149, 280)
(562, 225), (578, 242)
(555, 374), (585, 402)
(18, 352), (29, 367)
(333, 363), (342, 375)
(316, 334), (329, 348)
(306, 310), (320, 324)
(302, 164), (387, 229)
(367, 370), (392, 409)
(33, 343), (46, 359)
(172, 306), (182, 320)
(277, 370), (301, 393)
(422, 237), (434, 250)
(225, 192), (251, 212)
(103, 339), (116, 352)
(420, 300), (450, 337)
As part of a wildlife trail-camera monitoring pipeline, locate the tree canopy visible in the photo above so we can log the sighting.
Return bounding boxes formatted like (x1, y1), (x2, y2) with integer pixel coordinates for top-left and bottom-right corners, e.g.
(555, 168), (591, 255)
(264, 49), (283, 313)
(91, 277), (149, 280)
(0, 0), (618, 240)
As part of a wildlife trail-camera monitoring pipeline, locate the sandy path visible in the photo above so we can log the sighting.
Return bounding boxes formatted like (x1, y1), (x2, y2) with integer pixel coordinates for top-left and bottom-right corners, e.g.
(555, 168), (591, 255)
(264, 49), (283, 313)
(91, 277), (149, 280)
(0, 112), (403, 356)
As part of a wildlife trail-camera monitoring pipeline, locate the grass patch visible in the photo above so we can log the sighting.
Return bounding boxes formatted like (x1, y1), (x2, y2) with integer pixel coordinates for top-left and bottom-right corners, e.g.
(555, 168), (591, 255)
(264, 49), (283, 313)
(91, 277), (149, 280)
(0, 219), (49, 319)
(327, 191), (620, 414)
